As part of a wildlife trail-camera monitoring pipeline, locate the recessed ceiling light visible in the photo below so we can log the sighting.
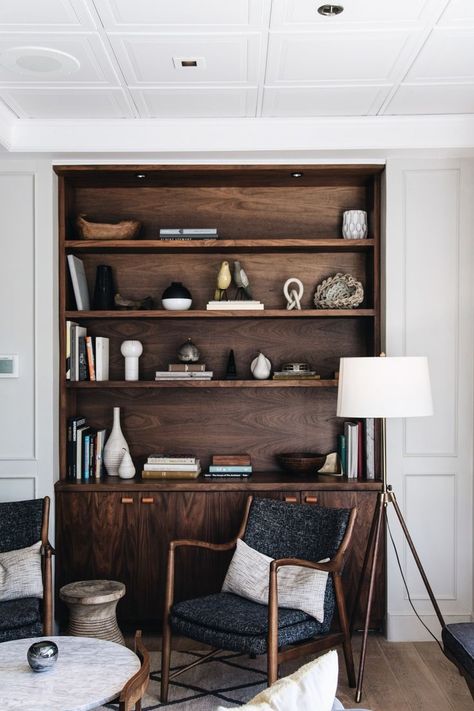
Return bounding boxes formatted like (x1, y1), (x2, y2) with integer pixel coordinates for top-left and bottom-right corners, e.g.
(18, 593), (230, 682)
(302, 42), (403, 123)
(136, 173), (147, 180)
(317, 4), (344, 16)
(291, 172), (304, 178)
(0, 46), (80, 77)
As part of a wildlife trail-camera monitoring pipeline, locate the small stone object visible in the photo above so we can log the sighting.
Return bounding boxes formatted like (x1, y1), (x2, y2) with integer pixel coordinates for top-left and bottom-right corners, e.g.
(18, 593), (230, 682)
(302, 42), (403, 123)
(313, 273), (364, 309)
(27, 640), (58, 673)
(251, 352), (272, 380)
(115, 293), (154, 310)
(283, 277), (304, 310)
(342, 210), (368, 239)
(120, 340), (143, 381)
(118, 448), (135, 479)
(178, 338), (200, 363)
(318, 452), (341, 475)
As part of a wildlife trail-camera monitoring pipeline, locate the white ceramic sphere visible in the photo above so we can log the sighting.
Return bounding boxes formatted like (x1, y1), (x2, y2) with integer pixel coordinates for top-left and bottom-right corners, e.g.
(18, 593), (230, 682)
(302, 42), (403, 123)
(162, 298), (192, 311)
(120, 340), (143, 357)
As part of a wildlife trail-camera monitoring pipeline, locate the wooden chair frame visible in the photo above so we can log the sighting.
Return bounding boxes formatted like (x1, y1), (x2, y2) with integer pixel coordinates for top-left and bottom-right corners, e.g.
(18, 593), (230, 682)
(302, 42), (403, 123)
(161, 496), (357, 702)
(119, 630), (150, 711)
(40, 496), (54, 636)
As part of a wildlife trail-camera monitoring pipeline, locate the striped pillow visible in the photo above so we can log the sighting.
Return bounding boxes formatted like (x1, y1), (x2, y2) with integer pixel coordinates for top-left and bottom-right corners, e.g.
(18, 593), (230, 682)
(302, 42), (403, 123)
(0, 541), (43, 601)
(222, 539), (328, 622)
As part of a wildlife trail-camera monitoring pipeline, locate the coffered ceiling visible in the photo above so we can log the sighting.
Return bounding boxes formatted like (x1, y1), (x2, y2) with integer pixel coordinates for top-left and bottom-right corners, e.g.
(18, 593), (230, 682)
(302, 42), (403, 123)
(0, 0), (472, 152)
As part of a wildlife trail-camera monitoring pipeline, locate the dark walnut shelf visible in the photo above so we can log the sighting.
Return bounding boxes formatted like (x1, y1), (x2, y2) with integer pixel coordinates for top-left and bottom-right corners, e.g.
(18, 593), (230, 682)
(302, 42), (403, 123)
(65, 238), (375, 253)
(64, 308), (375, 319)
(66, 379), (339, 389)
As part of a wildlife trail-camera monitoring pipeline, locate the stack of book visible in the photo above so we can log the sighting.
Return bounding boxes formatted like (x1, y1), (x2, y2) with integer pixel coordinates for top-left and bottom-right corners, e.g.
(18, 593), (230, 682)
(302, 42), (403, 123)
(160, 228), (218, 241)
(206, 300), (264, 310)
(142, 454), (201, 479)
(155, 366), (213, 381)
(272, 371), (321, 381)
(205, 454), (252, 478)
(338, 419), (375, 480)
(66, 321), (109, 381)
(67, 415), (106, 481)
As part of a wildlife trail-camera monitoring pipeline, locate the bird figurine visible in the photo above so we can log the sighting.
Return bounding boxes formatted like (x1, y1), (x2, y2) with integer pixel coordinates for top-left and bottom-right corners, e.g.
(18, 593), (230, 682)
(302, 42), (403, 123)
(233, 261), (252, 300)
(215, 260), (232, 301)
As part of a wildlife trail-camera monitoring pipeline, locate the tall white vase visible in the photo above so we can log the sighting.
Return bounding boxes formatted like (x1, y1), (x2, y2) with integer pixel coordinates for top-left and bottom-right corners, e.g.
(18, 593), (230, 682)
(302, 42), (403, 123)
(103, 407), (129, 477)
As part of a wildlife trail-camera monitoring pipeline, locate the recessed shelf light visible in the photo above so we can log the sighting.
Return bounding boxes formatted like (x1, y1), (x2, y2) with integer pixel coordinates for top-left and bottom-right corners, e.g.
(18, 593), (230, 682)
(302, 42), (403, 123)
(291, 172), (304, 178)
(0, 46), (80, 77)
(136, 173), (147, 180)
(317, 4), (344, 16)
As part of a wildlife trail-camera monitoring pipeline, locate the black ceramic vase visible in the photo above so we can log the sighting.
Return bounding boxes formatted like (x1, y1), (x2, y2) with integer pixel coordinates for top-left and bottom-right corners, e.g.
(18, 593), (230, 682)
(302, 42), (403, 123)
(93, 265), (115, 310)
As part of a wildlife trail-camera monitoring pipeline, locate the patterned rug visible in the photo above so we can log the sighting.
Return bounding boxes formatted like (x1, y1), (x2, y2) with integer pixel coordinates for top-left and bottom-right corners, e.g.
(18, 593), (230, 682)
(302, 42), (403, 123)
(100, 650), (271, 710)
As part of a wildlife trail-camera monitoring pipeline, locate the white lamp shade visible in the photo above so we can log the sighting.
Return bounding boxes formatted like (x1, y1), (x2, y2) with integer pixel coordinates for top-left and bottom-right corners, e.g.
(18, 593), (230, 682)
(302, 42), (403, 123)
(337, 356), (433, 419)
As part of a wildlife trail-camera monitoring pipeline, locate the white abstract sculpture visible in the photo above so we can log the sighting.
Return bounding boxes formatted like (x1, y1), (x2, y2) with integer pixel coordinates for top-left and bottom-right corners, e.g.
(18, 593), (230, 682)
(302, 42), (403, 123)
(283, 278), (304, 310)
(120, 340), (143, 381)
(251, 352), (272, 380)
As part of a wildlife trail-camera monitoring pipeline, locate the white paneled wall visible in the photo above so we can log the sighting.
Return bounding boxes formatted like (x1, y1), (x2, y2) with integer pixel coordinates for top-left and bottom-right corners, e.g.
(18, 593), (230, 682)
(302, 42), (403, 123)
(0, 161), (56, 509)
(385, 158), (474, 640)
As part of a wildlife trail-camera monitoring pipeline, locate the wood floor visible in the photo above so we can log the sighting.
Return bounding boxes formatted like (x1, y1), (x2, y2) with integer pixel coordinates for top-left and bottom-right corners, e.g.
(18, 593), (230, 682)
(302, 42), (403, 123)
(336, 635), (474, 711)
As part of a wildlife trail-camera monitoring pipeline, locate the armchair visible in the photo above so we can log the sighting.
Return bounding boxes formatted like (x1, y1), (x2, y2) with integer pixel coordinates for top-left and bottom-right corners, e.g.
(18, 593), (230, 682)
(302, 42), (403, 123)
(0, 497), (54, 642)
(161, 496), (357, 702)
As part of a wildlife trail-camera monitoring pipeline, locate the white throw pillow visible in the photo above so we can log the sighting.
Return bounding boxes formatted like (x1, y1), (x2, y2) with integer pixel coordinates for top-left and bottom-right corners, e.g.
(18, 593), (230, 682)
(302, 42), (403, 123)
(222, 538), (329, 623)
(0, 541), (43, 601)
(217, 649), (338, 711)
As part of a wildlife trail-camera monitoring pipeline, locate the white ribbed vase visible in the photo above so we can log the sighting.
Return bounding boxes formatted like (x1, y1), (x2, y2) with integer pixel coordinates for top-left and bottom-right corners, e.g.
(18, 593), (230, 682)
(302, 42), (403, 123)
(103, 407), (129, 477)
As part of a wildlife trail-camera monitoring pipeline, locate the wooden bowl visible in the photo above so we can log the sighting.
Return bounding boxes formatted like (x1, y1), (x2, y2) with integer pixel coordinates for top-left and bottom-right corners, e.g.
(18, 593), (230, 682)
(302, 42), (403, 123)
(277, 452), (326, 475)
(76, 214), (141, 240)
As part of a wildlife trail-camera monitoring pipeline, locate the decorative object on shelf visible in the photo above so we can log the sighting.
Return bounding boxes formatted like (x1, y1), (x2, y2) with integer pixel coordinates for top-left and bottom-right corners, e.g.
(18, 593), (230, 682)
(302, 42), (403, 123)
(282, 362), (312, 373)
(214, 260), (232, 301)
(250, 352), (272, 380)
(92, 264), (115, 310)
(178, 338), (200, 363)
(67, 255), (90, 310)
(27, 640), (58, 673)
(313, 273), (364, 309)
(118, 448), (136, 479)
(115, 293), (154, 310)
(317, 452), (341, 475)
(161, 281), (192, 310)
(160, 228), (218, 241)
(342, 210), (368, 240)
(225, 349), (237, 379)
(103, 407), (129, 477)
(273, 362), (320, 380)
(233, 261), (252, 300)
(283, 277), (304, 310)
(76, 214), (141, 241)
(277, 452), (326, 475)
(120, 340), (143, 381)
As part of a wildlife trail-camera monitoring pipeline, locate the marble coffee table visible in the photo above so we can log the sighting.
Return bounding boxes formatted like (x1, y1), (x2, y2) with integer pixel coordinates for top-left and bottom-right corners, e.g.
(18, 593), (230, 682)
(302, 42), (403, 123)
(0, 635), (140, 711)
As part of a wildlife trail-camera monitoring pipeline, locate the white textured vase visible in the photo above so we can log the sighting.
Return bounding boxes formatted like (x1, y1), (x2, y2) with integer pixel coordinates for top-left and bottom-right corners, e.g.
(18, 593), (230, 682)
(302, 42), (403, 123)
(118, 448), (136, 479)
(103, 407), (129, 477)
(120, 340), (143, 381)
(342, 210), (368, 239)
(251, 352), (272, 380)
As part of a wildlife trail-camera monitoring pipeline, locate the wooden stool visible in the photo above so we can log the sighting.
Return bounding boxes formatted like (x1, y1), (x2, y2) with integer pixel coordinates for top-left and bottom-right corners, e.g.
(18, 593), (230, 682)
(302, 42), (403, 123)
(60, 580), (126, 645)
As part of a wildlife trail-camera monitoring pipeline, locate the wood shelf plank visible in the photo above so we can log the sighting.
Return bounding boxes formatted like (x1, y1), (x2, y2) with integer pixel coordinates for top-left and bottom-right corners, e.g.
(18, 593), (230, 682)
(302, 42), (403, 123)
(64, 238), (375, 252)
(64, 308), (375, 319)
(66, 379), (339, 389)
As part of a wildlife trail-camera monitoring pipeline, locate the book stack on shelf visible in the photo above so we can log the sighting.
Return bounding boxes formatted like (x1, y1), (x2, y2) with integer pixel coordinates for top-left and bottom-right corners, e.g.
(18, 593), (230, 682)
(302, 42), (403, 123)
(272, 370), (321, 381)
(142, 454), (201, 479)
(160, 228), (218, 241)
(338, 419), (375, 480)
(66, 321), (109, 381)
(155, 364), (213, 381)
(206, 300), (264, 311)
(67, 415), (106, 481)
(205, 454), (252, 479)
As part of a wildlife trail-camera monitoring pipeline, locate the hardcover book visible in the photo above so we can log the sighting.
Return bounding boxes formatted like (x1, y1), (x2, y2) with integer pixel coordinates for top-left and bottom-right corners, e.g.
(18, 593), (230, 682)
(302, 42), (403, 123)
(95, 337), (109, 381)
(147, 454), (197, 464)
(212, 454), (251, 466)
(143, 462), (200, 472)
(67, 254), (90, 310)
(141, 470), (200, 479)
(208, 465), (252, 473)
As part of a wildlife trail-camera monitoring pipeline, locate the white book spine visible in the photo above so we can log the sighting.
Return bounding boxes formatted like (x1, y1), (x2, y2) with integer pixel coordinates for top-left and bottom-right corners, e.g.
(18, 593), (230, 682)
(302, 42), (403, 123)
(67, 255), (90, 310)
(143, 462), (201, 472)
(365, 418), (375, 480)
(344, 422), (359, 479)
(95, 337), (109, 381)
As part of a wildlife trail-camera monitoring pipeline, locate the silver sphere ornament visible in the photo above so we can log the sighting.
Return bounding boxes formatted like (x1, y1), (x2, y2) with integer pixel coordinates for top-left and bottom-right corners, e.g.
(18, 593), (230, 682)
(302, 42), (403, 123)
(27, 640), (59, 673)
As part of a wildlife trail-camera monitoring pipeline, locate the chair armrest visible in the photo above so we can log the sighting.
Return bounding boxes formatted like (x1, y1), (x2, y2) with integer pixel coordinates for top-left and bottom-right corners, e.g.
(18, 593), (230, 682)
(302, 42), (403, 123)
(170, 538), (237, 553)
(41, 541), (55, 557)
(270, 557), (337, 574)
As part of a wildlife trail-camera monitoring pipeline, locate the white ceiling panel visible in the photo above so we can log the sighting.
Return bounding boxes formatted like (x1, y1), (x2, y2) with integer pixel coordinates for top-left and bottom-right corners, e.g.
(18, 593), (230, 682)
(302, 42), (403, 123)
(94, 0), (268, 31)
(131, 87), (257, 117)
(271, 0), (439, 29)
(406, 28), (474, 81)
(0, 0), (95, 31)
(0, 34), (120, 85)
(385, 83), (474, 114)
(262, 84), (391, 116)
(438, 0), (474, 26)
(0, 87), (133, 118)
(266, 31), (416, 84)
(110, 34), (261, 85)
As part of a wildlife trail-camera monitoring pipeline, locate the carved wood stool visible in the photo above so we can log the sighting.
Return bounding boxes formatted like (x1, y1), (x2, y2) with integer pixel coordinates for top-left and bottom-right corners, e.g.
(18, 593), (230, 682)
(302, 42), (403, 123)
(60, 580), (126, 645)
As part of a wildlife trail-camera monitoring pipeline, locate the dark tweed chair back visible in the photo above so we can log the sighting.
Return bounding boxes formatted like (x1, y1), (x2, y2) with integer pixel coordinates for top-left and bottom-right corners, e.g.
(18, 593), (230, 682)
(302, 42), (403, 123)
(0, 499), (44, 553)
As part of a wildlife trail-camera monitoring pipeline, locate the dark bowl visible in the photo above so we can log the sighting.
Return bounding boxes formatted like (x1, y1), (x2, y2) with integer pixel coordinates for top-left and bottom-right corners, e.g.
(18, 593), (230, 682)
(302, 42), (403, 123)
(277, 452), (326, 476)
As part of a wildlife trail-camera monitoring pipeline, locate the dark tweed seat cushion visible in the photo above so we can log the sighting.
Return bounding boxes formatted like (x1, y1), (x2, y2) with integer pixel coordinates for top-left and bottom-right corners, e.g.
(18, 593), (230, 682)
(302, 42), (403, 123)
(171, 593), (323, 655)
(0, 499), (43, 553)
(171, 499), (351, 655)
(443, 623), (474, 680)
(0, 598), (42, 642)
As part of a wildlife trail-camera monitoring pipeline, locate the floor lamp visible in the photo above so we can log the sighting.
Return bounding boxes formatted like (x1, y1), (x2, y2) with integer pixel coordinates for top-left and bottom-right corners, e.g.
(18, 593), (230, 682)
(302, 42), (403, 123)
(336, 355), (446, 703)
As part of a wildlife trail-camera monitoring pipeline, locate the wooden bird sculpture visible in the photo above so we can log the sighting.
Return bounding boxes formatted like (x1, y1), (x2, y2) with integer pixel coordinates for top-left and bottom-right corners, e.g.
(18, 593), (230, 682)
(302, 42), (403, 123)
(233, 261), (252, 300)
(215, 260), (232, 301)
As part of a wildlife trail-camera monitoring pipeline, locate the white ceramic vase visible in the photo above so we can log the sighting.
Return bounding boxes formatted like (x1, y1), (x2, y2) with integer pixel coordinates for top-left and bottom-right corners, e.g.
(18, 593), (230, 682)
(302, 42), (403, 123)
(118, 448), (136, 479)
(103, 407), (129, 477)
(342, 210), (368, 239)
(120, 340), (143, 381)
(251, 352), (272, 380)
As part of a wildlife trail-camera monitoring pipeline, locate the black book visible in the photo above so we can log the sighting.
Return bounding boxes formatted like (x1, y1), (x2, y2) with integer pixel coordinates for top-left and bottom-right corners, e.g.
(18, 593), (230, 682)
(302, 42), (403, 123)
(67, 415), (86, 480)
(78, 336), (89, 381)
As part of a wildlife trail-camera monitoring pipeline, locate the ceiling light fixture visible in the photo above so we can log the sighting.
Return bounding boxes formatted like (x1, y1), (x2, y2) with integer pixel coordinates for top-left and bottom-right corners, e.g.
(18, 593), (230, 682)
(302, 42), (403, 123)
(0, 46), (80, 77)
(136, 173), (147, 180)
(291, 172), (304, 178)
(317, 4), (344, 16)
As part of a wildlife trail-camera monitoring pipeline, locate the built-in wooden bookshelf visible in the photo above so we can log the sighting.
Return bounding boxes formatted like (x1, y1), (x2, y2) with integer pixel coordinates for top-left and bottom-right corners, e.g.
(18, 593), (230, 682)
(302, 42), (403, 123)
(54, 164), (384, 630)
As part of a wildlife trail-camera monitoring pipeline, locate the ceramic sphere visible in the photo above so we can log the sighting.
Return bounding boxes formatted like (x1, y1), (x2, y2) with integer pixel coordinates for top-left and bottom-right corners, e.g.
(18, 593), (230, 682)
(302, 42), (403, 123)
(120, 340), (143, 358)
(27, 640), (59, 673)
(161, 282), (192, 311)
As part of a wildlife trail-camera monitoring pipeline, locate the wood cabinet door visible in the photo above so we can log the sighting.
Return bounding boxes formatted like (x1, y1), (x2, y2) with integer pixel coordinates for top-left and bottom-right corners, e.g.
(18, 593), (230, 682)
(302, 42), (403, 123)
(56, 492), (139, 623)
(301, 490), (385, 631)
